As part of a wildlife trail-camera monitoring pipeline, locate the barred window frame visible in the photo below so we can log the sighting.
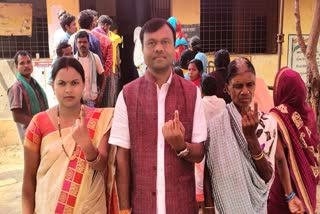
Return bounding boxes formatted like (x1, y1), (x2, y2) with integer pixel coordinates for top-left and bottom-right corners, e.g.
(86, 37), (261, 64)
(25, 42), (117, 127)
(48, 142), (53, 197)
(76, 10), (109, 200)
(0, 0), (49, 59)
(200, 0), (279, 54)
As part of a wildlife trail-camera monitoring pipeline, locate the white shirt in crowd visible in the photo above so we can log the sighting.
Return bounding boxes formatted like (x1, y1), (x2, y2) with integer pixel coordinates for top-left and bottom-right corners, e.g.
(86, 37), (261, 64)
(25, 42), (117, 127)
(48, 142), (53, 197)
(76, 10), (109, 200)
(78, 53), (103, 100)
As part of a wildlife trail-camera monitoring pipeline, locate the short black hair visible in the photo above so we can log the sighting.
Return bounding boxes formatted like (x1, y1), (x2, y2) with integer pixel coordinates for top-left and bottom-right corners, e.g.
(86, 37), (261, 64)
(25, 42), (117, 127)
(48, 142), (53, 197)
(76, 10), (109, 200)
(190, 36), (201, 52)
(56, 42), (71, 57)
(201, 75), (218, 96)
(188, 59), (203, 74)
(226, 57), (256, 83)
(140, 18), (176, 46)
(110, 22), (118, 31)
(75, 31), (89, 42)
(179, 49), (196, 69)
(98, 15), (113, 26)
(86, 9), (98, 17)
(13, 50), (32, 65)
(214, 49), (230, 68)
(58, 10), (67, 20)
(60, 13), (76, 31)
(78, 10), (94, 29)
(173, 66), (184, 77)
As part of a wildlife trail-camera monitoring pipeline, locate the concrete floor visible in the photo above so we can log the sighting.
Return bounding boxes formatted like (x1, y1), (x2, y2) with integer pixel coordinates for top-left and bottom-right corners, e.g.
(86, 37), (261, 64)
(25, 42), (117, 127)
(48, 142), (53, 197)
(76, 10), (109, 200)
(0, 146), (23, 214)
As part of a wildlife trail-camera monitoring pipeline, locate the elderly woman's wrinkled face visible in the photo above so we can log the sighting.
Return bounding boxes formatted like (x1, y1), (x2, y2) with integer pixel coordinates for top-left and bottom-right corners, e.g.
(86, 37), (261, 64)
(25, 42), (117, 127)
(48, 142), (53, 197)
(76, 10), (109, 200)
(226, 64), (256, 110)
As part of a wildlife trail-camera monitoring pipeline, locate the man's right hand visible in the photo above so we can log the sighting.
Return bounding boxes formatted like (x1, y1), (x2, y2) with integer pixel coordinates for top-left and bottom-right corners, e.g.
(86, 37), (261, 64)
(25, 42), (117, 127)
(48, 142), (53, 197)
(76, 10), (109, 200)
(162, 110), (186, 152)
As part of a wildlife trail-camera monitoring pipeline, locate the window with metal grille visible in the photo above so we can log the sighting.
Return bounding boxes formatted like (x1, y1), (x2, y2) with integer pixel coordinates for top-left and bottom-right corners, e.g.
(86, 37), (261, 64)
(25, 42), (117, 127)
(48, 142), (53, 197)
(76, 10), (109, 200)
(150, 0), (170, 19)
(200, 0), (278, 54)
(0, 0), (49, 59)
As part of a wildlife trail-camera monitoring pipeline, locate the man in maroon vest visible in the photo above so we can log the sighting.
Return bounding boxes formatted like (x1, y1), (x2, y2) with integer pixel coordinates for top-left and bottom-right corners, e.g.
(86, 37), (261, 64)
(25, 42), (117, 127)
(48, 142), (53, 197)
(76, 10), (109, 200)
(109, 18), (207, 214)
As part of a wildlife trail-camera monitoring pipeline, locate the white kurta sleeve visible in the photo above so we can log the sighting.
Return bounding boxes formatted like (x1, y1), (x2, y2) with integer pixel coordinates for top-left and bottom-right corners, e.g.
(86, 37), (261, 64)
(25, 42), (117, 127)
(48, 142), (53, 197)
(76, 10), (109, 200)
(191, 88), (208, 143)
(108, 91), (131, 149)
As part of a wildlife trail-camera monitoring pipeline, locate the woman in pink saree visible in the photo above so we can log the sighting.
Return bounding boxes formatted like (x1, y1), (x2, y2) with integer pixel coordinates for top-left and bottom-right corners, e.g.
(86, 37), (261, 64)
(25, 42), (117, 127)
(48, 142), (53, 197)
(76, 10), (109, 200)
(268, 67), (319, 214)
(22, 57), (119, 213)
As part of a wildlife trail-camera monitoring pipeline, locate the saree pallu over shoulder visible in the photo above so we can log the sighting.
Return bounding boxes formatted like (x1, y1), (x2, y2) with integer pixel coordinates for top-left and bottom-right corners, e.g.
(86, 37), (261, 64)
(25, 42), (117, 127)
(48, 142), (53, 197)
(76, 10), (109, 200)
(270, 106), (319, 213)
(25, 108), (114, 214)
(205, 102), (277, 214)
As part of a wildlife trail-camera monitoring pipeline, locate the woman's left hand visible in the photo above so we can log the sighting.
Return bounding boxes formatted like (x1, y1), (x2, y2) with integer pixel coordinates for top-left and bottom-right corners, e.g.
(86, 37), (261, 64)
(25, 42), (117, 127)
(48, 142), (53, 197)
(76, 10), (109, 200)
(242, 102), (259, 140)
(288, 196), (305, 213)
(72, 105), (91, 148)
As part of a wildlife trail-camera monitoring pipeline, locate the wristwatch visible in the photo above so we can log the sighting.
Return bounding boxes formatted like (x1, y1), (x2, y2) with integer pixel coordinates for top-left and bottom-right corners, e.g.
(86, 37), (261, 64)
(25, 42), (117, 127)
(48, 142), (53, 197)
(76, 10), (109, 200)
(176, 144), (190, 157)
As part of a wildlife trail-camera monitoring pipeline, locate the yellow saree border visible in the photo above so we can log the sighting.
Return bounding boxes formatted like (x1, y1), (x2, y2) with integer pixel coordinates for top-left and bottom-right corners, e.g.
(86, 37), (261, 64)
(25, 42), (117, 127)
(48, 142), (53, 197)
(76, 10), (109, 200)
(270, 112), (313, 213)
(54, 108), (102, 214)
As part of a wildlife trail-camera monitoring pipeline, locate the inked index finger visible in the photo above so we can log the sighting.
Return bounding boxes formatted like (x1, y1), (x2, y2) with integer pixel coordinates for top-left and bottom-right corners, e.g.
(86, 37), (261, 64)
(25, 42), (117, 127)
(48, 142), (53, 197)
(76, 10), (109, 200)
(174, 110), (180, 122)
(254, 102), (258, 117)
(241, 106), (248, 117)
(80, 105), (86, 126)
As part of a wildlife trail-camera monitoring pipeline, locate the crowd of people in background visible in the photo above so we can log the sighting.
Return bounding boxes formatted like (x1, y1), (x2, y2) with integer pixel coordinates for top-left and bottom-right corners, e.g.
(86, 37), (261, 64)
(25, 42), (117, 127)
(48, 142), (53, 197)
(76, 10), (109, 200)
(6, 11), (319, 214)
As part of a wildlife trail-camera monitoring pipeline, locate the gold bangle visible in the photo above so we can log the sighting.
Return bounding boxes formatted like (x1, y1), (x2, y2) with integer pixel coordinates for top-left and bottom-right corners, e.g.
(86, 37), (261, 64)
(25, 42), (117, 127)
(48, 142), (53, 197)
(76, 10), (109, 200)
(119, 208), (132, 214)
(252, 151), (264, 161)
(86, 148), (101, 166)
(251, 150), (262, 158)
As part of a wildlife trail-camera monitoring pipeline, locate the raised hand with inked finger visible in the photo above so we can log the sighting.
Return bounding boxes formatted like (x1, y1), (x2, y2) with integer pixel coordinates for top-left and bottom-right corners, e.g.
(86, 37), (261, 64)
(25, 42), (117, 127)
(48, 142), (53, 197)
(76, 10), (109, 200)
(71, 105), (100, 162)
(242, 102), (259, 141)
(71, 105), (91, 148)
(241, 101), (274, 182)
(162, 110), (186, 152)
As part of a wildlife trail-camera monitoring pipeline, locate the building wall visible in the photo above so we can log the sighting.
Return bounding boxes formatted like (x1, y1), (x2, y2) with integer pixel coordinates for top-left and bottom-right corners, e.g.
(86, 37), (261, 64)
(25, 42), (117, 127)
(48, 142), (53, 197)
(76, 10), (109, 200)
(171, 0), (200, 24)
(96, 0), (116, 16)
(0, 60), (24, 146)
(171, 0), (315, 86)
(282, 0), (314, 66)
(253, 0), (315, 86)
(0, 60), (16, 120)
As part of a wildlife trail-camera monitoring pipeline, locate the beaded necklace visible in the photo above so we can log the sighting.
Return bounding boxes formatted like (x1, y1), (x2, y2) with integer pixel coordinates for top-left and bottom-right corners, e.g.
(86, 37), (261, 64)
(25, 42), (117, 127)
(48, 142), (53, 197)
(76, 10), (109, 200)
(57, 106), (77, 160)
